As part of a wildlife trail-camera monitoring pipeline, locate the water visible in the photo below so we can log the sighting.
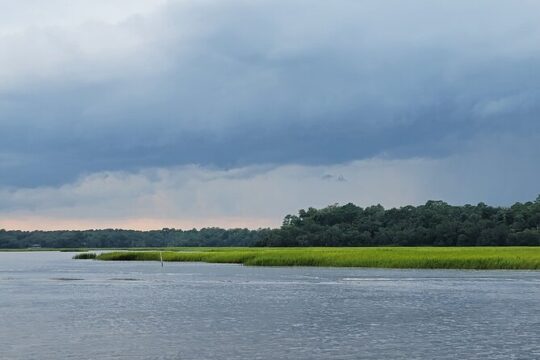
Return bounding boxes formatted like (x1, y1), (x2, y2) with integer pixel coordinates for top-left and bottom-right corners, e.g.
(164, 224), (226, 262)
(0, 252), (539, 360)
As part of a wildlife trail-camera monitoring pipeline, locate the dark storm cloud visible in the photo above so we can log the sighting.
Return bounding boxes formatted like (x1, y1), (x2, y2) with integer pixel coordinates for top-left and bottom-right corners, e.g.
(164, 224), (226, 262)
(1, 0), (540, 187)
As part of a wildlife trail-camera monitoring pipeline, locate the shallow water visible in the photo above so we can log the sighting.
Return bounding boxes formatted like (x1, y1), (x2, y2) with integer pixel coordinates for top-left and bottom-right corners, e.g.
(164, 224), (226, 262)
(0, 252), (539, 360)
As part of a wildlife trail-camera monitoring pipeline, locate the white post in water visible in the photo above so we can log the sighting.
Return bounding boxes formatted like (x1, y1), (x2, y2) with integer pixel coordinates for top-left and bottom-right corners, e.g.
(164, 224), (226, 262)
(160, 251), (163, 267)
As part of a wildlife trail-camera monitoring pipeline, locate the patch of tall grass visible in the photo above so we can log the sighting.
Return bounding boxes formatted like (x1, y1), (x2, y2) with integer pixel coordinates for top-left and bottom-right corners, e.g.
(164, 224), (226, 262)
(90, 247), (540, 270)
(72, 252), (97, 259)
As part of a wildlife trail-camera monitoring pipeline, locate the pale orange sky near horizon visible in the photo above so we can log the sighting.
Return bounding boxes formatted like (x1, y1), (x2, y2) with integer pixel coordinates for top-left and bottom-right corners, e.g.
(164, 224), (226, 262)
(0, 216), (280, 231)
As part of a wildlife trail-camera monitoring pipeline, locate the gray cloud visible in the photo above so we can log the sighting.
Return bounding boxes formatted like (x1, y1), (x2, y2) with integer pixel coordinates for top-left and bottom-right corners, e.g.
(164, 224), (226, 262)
(1, 134), (538, 230)
(0, 0), (539, 210)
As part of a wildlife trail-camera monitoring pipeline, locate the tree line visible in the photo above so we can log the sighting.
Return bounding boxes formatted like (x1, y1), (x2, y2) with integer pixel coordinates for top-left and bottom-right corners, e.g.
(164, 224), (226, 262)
(255, 196), (540, 246)
(1, 196), (539, 248)
(0, 228), (260, 249)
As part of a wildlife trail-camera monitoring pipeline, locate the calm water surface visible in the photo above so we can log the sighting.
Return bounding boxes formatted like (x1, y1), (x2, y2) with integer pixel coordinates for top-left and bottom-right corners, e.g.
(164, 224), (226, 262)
(0, 252), (539, 360)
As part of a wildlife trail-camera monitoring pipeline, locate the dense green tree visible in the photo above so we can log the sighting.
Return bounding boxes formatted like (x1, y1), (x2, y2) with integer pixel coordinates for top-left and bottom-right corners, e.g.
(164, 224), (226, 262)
(256, 195), (540, 247)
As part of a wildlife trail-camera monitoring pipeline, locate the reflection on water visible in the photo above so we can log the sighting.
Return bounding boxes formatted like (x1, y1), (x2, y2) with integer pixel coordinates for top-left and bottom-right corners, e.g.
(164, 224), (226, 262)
(1, 252), (539, 360)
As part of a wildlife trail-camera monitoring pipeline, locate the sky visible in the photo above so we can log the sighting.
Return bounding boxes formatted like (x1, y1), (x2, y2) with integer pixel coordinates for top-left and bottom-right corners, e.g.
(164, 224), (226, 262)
(1, 0), (539, 230)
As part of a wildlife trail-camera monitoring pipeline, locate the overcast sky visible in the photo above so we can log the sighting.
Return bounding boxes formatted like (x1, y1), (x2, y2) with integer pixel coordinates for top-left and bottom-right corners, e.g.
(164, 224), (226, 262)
(1, 0), (539, 230)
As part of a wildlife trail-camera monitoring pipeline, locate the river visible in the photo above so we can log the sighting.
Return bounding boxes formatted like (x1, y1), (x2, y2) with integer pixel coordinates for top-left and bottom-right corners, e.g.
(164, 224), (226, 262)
(0, 252), (539, 359)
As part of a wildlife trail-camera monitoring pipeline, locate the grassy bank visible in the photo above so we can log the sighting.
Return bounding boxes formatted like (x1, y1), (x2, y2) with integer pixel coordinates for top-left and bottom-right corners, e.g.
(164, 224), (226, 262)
(72, 252), (97, 259)
(1, 247), (240, 252)
(0, 248), (90, 252)
(76, 247), (540, 270)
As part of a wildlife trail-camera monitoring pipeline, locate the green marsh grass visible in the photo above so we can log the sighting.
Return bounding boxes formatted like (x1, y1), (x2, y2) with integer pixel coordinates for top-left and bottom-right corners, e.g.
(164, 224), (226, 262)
(91, 247), (540, 270)
(72, 252), (97, 259)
